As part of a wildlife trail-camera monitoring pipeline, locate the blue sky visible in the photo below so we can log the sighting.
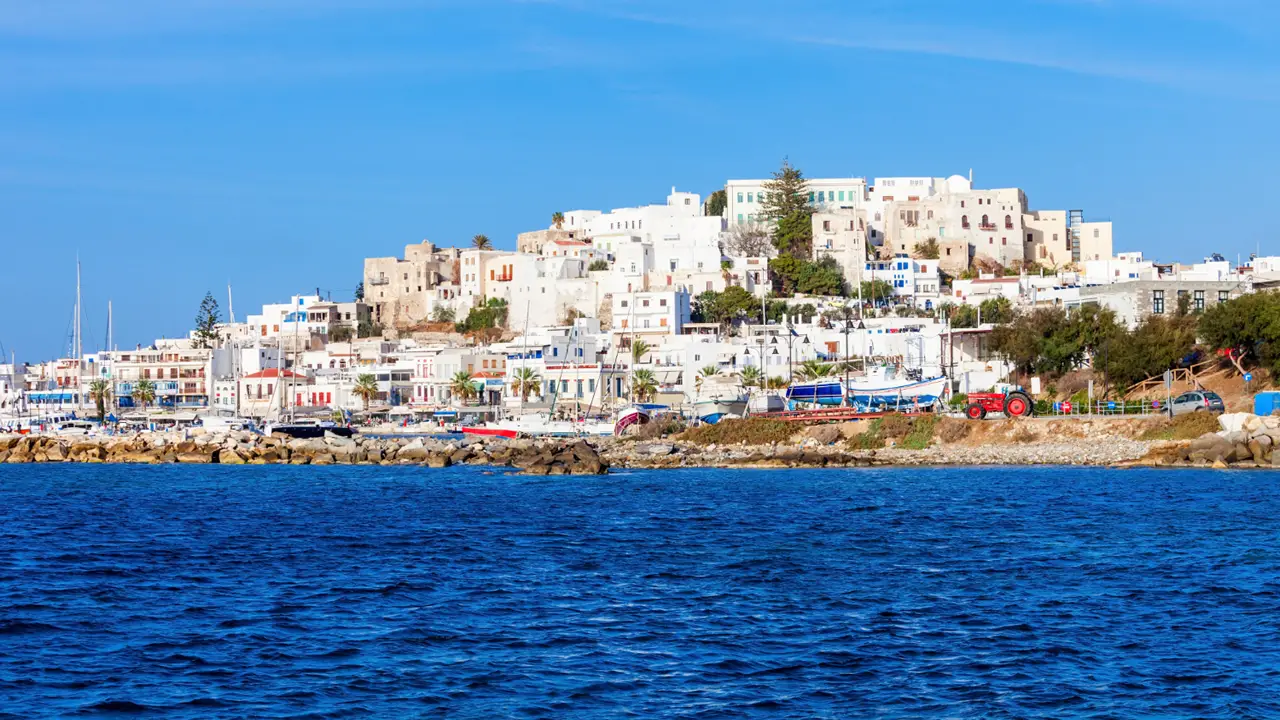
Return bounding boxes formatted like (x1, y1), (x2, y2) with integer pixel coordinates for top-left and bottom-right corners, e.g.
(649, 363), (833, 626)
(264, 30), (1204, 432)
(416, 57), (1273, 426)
(2, 0), (1277, 358)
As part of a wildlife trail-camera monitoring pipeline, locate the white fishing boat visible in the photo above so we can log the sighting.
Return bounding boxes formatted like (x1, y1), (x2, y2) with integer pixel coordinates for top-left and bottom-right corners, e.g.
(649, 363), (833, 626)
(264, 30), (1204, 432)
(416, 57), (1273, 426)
(846, 366), (948, 408)
(463, 412), (615, 439)
(692, 375), (748, 424)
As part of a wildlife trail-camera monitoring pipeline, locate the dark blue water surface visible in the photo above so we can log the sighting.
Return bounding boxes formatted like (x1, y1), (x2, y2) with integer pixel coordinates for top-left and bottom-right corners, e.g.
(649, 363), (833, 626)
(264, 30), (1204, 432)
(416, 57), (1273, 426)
(2, 465), (1279, 719)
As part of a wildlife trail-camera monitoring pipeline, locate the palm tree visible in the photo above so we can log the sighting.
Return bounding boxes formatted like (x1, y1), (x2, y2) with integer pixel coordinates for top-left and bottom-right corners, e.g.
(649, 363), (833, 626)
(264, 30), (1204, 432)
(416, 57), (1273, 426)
(551, 211), (565, 230)
(449, 371), (476, 405)
(630, 369), (658, 403)
(695, 365), (719, 392)
(510, 367), (542, 403)
(739, 366), (763, 391)
(766, 376), (790, 391)
(472, 234), (493, 251)
(353, 373), (379, 411)
(630, 339), (651, 366)
(131, 378), (156, 413)
(795, 360), (835, 382)
(88, 378), (112, 422)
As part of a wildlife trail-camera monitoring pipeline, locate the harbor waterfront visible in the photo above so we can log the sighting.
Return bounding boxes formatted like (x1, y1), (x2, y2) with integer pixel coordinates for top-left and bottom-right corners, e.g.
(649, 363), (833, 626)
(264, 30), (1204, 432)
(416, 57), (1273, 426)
(2, 464), (1279, 718)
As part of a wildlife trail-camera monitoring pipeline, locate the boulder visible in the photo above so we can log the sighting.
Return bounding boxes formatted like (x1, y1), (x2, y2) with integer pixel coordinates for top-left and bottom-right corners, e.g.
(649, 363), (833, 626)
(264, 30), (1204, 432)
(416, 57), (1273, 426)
(801, 425), (842, 445)
(1244, 415), (1264, 433)
(1248, 439), (1269, 465)
(397, 441), (430, 462)
(176, 450), (215, 464)
(1219, 413), (1252, 434)
(636, 443), (675, 456)
(220, 449), (248, 465)
(425, 453), (452, 469)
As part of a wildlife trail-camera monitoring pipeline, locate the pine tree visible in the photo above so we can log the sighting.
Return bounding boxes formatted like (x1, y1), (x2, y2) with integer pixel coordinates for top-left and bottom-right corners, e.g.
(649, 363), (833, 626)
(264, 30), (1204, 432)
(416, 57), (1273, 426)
(759, 159), (810, 221)
(193, 292), (221, 349)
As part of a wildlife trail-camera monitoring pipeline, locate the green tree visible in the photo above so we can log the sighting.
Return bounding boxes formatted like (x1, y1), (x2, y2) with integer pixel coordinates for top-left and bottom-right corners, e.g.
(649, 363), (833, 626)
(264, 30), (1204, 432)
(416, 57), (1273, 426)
(1103, 314), (1198, 390)
(1199, 291), (1280, 376)
(795, 360), (835, 381)
(859, 279), (896, 306)
(329, 325), (354, 342)
(131, 379), (156, 413)
(457, 298), (509, 332)
(978, 296), (1015, 324)
(588, 259), (609, 271)
(630, 368), (658, 402)
(630, 338), (651, 365)
(431, 306), (456, 323)
(88, 378), (112, 422)
(795, 256), (846, 296)
(472, 234), (493, 250)
(358, 319), (384, 338)
(552, 211), (565, 229)
(450, 371), (477, 404)
(705, 189), (727, 217)
(354, 281), (365, 301)
(759, 159), (810, 221)
(193, 292), (221, 349)
(912, 237), (940, 259)
(695, 365), (720, 391)
(692, 286), (760, 327)
(739, 365), (763, 390)
(353, 373), (379, 411)
(771, 211), (813, 257)
(510, 367), (542, 403)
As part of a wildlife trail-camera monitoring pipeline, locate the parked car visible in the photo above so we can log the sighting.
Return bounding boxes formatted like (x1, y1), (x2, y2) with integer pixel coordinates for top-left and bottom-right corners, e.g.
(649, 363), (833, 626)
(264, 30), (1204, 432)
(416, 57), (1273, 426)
(1168, 390), (1225, 416)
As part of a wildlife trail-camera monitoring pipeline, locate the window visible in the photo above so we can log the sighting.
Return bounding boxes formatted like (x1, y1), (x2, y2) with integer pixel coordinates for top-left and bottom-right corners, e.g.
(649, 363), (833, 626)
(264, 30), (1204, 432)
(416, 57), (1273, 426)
(874, 212), (881, 221)
(883, 196), (894, 201)
(1152, 290), (1165, 314)
(737, 193), (743, 202)
(823, 220), (831, 231)
(620, 300), (628, 307)
(1194, 290), (1205, 311)
(660, 318), (668, 327)
(747, 192), (753, 202)
(981, 214), (990, 227)
(1219, 290), (1230, 303)
(961, 215), (970, 229)
(738, 214), (744, 223)
(838, 191), (845, 201)
(927, 210), (933, 220)
(643, 299), (650, 307)
(1005, 215), (1013, 229)
(1027, 233), (1033, 243)
(1094, 229), (1100, 238)
(1001, 237), (1007, 245)
(960, 200), (965, 208)
(808, 192), (815, 202)
(621, 319), (628, 328)
(818, 191), (825, 202)
(660, 298), (667, 306)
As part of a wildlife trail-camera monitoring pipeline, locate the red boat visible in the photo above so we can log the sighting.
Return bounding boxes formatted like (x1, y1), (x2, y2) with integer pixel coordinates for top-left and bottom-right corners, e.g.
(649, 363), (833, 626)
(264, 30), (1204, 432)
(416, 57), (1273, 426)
(460, 426), (519, 439)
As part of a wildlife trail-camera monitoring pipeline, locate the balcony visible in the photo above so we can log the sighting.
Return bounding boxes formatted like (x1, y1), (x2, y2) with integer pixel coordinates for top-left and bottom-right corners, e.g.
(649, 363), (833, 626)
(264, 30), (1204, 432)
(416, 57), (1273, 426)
(979, 223), (998, 232)
(369, 276), (390, 286)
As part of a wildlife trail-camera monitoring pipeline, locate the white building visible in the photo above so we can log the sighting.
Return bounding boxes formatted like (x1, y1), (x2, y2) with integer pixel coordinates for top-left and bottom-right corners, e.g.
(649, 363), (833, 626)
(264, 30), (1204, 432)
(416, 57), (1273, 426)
(612, 290), (692, 337)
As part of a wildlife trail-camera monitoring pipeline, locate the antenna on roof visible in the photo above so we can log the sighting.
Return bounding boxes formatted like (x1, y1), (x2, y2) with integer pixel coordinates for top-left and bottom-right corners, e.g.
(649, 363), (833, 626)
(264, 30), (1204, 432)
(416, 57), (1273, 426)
(968, 168), (973, 184)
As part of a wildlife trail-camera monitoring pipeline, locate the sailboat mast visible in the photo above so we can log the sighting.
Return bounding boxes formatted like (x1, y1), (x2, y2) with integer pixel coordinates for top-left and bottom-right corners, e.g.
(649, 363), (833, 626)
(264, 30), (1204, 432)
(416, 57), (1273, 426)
(75, 258), (82, 410)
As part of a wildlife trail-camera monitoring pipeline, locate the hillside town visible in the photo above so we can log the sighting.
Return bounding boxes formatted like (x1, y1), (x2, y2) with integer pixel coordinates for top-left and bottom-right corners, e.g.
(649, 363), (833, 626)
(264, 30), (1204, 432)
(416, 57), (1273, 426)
(3, 164), (1278, 432)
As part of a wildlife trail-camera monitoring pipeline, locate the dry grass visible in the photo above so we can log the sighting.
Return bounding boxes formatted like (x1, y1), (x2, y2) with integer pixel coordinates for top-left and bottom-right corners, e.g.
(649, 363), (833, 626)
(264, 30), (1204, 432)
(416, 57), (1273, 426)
(1010, 426), (1038, 443)
(1057, 370), (1094, 398)
(1140, 412), (1222, 441)
(626, 415), (687, 441)
(936, 418), (973, 443)
(877, 413), (915, 440)
(677, 418), (798, 446)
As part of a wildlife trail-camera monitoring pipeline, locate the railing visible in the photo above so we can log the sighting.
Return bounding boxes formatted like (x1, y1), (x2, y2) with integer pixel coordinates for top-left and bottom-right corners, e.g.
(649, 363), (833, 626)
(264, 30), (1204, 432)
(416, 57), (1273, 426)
(979, 223), (998, 231)
(369, 277), (390, 286)
(1124, 358), (1218, 399)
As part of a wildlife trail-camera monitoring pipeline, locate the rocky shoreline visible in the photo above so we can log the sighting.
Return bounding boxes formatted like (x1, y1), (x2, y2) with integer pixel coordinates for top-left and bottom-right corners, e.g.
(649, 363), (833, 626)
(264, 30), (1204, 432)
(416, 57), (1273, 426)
(0, 432), (609, 475)
(4, 419), (1278, 471)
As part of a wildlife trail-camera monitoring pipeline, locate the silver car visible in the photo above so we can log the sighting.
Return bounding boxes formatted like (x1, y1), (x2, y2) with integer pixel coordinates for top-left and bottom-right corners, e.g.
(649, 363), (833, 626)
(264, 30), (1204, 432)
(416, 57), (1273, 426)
(1168, 390), (1225, 416)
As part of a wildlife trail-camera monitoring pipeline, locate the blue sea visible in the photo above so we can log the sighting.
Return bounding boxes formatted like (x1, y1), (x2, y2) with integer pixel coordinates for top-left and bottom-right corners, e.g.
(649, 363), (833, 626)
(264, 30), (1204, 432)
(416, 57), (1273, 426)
(1, 465), (1278, 719)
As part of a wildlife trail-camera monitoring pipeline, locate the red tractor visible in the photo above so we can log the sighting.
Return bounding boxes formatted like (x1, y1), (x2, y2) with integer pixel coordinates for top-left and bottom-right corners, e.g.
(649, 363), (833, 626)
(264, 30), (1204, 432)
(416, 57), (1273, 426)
(963, 390), (1034, 420)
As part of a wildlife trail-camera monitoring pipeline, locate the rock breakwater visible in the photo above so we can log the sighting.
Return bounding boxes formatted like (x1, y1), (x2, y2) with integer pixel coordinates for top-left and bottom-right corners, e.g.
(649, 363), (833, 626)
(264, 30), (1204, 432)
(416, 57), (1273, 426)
(0, 432), (608, 475)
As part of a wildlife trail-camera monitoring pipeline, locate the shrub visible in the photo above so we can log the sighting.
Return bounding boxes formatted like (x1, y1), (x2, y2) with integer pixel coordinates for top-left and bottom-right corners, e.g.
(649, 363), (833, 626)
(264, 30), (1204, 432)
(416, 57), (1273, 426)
(878, 412), (915, 440)
(1141, 412), (1222, 441)
(936, 418), (972, 443)
(901, 415), (937, 450)
(678, 418), (797, 445)
(948, 392), (969, 408)
(1033, 399), (1052, 415)
(845, 419), (885, 450)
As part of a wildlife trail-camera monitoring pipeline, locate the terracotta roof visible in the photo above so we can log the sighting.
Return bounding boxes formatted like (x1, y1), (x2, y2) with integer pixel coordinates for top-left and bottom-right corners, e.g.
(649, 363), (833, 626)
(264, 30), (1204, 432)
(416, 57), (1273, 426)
(242, 368), (304, 379)
(471, 371), (504, 379)
(551, 240), (588, 246)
